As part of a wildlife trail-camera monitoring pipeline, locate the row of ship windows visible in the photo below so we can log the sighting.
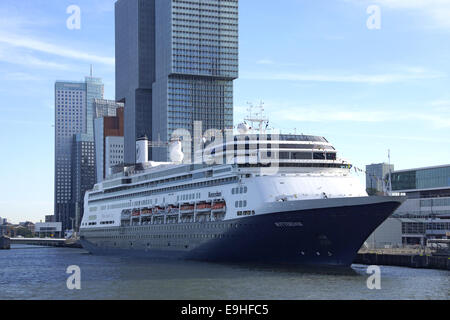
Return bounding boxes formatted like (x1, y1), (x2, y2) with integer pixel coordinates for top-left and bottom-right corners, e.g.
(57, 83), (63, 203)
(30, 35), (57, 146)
(84, 223), (244, 233)
(89, 177), (238, 204)
(91, 233), (245, 243)
(237, 211), (255, 217)
(178, 192), (201, 201)
(83, 221), (114, 227)
(232, 186), (247, 194)
(235, 200), (247, 208)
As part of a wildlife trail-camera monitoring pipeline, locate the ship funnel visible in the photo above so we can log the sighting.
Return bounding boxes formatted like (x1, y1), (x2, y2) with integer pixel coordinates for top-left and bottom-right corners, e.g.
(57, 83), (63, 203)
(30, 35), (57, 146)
(169, 140), (184, 163)
(136, 136), (149, 164)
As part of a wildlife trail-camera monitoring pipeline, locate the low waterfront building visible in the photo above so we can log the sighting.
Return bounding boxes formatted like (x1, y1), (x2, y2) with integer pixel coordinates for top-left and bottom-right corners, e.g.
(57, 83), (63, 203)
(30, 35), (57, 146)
(0, 235), (10, 250)
(366, 164), (450, 248)
(19, 222), (35, 234)
(366, 163), (394, 195)
(35, 222), (63, 238)
(0, 224), (7, 236)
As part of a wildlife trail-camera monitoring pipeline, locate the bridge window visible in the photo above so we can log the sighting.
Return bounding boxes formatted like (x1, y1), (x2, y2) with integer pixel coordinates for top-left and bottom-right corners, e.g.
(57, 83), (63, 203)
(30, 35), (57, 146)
(313, 152), (326, 160)
(292, 152), (312, 160)
(279, 152), (290, 160)
(326, 153), (337, 160)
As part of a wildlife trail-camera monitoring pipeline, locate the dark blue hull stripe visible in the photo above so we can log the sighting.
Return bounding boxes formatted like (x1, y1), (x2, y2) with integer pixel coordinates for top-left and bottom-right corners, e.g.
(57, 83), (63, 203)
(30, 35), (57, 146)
(80, 200), (402, 267)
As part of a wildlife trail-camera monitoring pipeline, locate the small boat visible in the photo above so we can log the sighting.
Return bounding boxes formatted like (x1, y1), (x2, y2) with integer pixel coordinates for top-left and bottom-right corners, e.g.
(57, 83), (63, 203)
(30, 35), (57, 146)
(212, 201), (226, 211)
(196, 203), (212, 212)
(180, 204), (195, 212)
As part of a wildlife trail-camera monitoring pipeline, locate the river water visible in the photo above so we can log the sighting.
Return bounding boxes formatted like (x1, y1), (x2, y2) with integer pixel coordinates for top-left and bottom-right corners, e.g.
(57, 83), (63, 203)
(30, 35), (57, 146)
(0, 245), (448, 300)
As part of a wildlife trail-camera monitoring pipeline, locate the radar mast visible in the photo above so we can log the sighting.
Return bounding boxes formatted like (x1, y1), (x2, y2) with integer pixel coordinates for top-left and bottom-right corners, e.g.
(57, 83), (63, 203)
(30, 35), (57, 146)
(244, 101), (269, 134)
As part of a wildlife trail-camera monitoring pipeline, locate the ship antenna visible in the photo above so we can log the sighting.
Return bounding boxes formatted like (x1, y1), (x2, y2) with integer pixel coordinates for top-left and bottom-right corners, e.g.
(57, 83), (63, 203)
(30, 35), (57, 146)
(244, 101), (269, 134)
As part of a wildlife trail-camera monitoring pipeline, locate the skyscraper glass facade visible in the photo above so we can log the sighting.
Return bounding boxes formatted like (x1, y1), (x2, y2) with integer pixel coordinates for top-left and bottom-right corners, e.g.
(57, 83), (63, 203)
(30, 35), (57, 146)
(116, 0), (238, 163)
(391, 165), (450, 191)
(369, 164), (450, 246)
(94, 99), (124, 118)
(171, 0), (239, 78)
(72, 134), (95, 230)
(55, 78), (103, 231)
(86, 77), (104, 138)
(365, 163), (394, 194)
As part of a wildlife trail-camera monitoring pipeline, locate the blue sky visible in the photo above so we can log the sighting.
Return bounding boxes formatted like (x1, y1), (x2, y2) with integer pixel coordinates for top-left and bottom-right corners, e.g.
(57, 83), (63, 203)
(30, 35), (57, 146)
(0, 0), (449, 223)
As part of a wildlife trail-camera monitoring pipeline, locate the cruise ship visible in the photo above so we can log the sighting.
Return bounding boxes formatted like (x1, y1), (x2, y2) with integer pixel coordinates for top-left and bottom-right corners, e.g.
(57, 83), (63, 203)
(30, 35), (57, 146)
(80, 118), (404, 267)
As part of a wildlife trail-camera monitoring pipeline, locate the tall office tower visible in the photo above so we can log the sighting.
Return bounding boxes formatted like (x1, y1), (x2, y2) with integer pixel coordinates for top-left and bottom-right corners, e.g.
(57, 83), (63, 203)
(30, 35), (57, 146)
(55, 77), (104, 231)
(86, 77), (104, 138)
(116, 0), (239, 163)
(366, 163), (394, 195)
(72, 133), (96, 230)
(116, 0), (155, 164)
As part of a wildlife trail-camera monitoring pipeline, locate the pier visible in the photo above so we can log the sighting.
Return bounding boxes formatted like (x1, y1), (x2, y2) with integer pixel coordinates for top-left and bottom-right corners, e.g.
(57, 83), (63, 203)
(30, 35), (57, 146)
(7, 237), (82, 249)
(355, 246), (450, 271)
(0, 235), (11, 250)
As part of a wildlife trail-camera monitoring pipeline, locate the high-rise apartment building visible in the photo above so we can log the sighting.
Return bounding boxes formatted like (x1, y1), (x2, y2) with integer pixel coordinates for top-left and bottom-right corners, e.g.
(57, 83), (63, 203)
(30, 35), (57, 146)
(94, 107), (125, 182)
(105, 136), (125, 178)
(116, 0), (239, 163)
(54, 77), (104, 231)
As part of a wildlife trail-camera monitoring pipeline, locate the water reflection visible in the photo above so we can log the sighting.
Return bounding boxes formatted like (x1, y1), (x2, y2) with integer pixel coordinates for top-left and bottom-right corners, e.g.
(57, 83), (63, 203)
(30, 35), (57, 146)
(1, 246), (448, 300)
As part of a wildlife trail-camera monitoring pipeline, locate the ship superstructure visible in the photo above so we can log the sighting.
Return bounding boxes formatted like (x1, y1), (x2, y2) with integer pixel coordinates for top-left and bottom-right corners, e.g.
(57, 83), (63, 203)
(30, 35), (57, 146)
(80, 116), (404, 266)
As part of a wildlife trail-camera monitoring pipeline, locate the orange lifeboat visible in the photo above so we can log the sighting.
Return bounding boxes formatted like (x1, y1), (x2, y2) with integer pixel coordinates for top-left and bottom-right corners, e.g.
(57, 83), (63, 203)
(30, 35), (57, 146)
(212, 201), (226, 211)
(197, 203), (212, 211)
(180, 204), (195, 212)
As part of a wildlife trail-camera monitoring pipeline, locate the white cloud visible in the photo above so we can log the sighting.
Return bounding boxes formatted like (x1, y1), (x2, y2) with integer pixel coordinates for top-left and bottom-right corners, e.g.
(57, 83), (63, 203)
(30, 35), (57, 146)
(241, 68), (444, 84)
(0, 32), (115, 66)
(236, 100), (450, 128)
(0, 72), (43, 81)
(0, 45), (72, 71)
(256, 59), (275, 65)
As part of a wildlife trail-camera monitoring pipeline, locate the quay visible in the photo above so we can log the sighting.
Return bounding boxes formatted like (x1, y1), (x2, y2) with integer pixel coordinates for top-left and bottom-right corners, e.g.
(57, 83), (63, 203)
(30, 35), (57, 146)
(6, 237), (82, 249)
(0, 235), (11, 250)
(355, 245), (450, 271)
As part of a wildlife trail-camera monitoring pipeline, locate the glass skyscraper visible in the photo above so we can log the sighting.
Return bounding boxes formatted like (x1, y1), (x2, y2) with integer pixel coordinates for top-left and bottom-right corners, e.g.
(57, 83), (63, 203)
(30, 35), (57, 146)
(116, 0), (239, 163)
(72, 133), (96, 231)
(54, 77), (104, 231)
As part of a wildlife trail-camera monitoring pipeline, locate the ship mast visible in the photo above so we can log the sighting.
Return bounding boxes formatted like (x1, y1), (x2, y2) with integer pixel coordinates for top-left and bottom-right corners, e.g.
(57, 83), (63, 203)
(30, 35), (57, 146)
(244, 102), (269, 134)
